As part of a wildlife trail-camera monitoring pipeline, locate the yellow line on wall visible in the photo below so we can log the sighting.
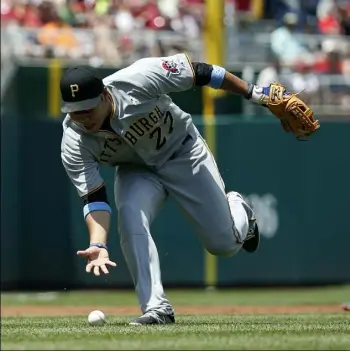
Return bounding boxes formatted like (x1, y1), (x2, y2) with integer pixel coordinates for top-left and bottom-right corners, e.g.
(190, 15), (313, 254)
(202, 0), (225, 287)
(48, 59), (62, 119)
(203, 86), (217, 287)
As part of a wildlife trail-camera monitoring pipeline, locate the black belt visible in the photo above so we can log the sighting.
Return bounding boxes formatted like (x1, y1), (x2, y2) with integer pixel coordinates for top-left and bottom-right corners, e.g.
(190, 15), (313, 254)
(169, 134), (192, 161)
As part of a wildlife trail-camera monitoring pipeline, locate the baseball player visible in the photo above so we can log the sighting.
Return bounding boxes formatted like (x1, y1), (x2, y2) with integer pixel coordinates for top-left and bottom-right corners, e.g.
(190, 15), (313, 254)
(60, 53), (272, 325)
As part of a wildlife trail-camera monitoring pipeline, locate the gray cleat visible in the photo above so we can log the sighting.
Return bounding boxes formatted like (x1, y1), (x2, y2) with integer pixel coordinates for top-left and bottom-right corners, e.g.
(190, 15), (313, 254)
(129, 311), (175, 325)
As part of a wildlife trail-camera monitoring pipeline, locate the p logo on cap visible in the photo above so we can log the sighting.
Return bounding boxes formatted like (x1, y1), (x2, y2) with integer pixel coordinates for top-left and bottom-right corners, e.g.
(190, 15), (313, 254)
(70, 84), (79, 98)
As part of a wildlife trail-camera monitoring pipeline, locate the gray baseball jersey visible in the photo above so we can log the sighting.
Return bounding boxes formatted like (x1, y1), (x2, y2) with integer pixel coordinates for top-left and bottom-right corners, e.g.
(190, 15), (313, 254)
(61, 53), (250, 316)
(61, 53), (196, 197)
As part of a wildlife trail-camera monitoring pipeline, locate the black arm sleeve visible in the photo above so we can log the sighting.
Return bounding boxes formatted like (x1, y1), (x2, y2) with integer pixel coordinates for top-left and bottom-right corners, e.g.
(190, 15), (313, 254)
(191, 62), (213, 86)
(82, 185), (109, 206)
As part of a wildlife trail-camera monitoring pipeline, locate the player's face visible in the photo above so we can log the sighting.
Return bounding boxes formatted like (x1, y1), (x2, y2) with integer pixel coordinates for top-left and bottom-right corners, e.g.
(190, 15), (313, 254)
(69, 96), (109, 133)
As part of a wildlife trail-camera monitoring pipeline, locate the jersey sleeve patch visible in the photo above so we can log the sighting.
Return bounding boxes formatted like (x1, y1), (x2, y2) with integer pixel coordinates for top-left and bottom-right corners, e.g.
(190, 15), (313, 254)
(161, 59), (181, 75)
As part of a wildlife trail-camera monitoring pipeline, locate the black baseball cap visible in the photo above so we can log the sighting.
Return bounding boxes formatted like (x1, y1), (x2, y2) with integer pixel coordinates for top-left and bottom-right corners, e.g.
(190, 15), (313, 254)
(60, 66), (104, 113)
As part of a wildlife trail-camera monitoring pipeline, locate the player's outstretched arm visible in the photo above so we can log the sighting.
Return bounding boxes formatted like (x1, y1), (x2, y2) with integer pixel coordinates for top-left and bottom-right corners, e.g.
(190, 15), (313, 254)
(61, 132), (117, 276)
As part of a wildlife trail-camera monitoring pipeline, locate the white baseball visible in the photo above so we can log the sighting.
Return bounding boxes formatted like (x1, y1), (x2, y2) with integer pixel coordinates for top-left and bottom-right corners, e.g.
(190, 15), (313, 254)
(88, 310), (106, 326)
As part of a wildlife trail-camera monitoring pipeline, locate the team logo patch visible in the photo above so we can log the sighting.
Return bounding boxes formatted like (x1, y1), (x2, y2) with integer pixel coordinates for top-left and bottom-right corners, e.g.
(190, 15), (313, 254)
(161, 60), (180, 74)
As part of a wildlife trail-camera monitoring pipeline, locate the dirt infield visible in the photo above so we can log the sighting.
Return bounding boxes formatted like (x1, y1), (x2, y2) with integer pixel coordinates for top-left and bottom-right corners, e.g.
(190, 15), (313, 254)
(1, 305), (343, 317)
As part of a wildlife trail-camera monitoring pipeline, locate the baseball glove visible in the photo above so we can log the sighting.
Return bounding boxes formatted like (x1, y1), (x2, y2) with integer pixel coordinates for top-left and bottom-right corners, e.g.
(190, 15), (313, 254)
(263, 82), (320, 141)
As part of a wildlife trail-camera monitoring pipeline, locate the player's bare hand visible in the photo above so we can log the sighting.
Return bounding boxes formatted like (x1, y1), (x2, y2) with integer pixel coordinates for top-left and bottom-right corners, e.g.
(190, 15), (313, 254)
(77, 246), (117, 276)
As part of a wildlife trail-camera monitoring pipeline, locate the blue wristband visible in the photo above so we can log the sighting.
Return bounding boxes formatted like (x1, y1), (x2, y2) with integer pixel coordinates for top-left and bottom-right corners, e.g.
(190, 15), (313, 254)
(83, 201), (112, 219)
(208, 65), (226, 89)
(90, 243), (108, 250)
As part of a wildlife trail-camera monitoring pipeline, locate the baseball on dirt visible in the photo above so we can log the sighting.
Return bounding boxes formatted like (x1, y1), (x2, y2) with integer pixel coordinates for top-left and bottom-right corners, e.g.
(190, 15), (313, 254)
(88, 310), (106, 326)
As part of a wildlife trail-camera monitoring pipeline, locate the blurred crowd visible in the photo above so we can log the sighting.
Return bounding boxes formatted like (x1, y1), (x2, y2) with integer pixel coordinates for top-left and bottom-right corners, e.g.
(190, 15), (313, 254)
(1, 0), (350, 112)
(1, 0), (206, 65)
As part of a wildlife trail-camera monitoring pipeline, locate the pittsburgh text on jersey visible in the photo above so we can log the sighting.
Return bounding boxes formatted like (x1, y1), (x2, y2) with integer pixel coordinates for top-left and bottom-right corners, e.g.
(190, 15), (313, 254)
(124, 105), (175, 151)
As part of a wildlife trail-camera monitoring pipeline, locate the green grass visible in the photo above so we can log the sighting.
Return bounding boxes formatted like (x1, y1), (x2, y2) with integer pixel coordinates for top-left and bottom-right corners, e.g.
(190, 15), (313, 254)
(1, 314), (350, 350)
(2, 285), (350, 306)
(2, 286), (350, 350)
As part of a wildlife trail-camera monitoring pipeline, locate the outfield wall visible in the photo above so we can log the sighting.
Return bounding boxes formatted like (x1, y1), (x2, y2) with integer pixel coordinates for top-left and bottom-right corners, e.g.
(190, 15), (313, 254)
(1, 65), (350, 289)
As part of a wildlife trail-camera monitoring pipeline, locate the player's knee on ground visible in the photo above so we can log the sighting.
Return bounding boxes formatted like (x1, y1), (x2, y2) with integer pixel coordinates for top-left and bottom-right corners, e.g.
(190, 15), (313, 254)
(117, 202), (149, 238)
(203, 228), (239, 257)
